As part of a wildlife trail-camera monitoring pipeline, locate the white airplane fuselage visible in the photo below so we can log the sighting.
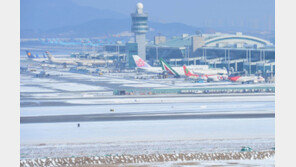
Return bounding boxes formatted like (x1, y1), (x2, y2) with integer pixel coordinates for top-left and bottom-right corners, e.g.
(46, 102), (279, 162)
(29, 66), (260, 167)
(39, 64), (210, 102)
(229, 75), (265, 83)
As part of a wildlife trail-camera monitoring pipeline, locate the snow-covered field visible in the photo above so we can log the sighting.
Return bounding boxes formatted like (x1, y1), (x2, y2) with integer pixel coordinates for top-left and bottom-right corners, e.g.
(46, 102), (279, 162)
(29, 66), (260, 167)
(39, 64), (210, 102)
(29, 91), (113, 98)
(130, 157), (275, 167)
(21, 94), (275, 107)
(21, 137), (274, 157)
(21, 118), (274, 145)
(41, 82), (106, 91)
(20, 75), (59, 85)
(21, 100), (274, 117)
(21, 86), (56, 93)
(63, 95), (274, 105)
(21, 75), (108, 92)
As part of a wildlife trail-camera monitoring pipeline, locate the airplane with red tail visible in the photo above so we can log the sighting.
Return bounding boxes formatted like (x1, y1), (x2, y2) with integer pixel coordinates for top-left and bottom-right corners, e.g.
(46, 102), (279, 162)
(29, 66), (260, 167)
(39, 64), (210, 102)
(183, 65), (207, 81)
(228, 75), (265, 84)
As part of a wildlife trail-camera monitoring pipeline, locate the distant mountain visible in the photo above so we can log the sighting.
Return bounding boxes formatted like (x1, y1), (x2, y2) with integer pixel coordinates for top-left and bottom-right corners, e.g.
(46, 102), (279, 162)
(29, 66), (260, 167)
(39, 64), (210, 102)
(22, 17), (211, 39)
(21, 0), (126, 31)
(44, 18), (131, 38)
(149, 22), (213, 37)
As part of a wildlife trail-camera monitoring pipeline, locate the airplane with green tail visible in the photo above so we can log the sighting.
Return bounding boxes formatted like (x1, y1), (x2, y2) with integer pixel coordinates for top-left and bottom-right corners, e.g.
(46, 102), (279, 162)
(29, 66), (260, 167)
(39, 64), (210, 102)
(159, 58), (181, 78)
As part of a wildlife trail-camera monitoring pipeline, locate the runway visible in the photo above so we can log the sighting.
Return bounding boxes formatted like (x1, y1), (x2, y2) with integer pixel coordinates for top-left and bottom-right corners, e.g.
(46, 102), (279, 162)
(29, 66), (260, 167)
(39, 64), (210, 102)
(21, 111), (274, 123)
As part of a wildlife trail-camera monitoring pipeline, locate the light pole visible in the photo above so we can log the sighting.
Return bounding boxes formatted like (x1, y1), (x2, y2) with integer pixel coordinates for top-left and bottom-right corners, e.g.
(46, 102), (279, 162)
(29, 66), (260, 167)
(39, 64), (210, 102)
(204, 47), (207, 64)
(249, 50), (251, 75)
(156, 45), (159, 65)
(186, 45), (190, 65)
(263, 50), (265, 75)
(228, 49), (230, 72)
(225, 49), (227, 69)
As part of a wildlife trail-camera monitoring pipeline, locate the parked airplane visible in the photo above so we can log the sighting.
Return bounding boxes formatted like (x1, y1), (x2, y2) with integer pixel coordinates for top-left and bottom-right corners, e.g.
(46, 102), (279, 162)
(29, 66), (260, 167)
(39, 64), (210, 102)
(183, 65), (230, 82)
(160, 58), (211, 77)
(133, 55), (228, 77)
(45, 51), (113, 66)
(26, 51), (47, 62)
(133, 55), (187, 76)
(132, 55), (163, 73)
(228, 75), (265, 84)
(183, 65), (208, 81)
(45, 51), (78, 65)
(161, 58), (229, 77)
(206, 74), (228, 82)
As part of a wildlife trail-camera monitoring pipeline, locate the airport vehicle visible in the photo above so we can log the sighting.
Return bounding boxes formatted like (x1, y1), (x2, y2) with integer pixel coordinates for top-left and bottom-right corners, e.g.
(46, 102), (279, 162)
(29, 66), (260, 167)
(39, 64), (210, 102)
(35, 71), (50, 78)
(132, 55), (163, 73)
(228, 75), (265, 84)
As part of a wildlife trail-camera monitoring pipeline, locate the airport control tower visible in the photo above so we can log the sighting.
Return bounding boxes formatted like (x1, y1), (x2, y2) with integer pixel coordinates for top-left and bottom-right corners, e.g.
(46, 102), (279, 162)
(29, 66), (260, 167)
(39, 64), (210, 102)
(131, 3), (148, 60)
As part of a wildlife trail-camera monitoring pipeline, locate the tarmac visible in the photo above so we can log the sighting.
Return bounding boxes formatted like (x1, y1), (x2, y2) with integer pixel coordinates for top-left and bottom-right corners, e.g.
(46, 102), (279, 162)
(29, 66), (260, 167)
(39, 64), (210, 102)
(21, 112), (274, 123)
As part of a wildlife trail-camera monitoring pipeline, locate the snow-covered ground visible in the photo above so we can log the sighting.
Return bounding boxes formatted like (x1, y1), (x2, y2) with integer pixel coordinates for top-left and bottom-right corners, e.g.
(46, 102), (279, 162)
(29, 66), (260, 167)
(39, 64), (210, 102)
(40, 82), (106, 91)
(21, 117), (274, 160)
(20, 75), (59, 85)
(137, 158), (275, 167)
(21, 86), (56, 93)
(21, 138), (274, 157)
(21, 118), (274, 145)
(21, 75), (107, 92)
(63, 95), (273, 105)
(27, 91), (113, 99)
(21, 100), (274, 117)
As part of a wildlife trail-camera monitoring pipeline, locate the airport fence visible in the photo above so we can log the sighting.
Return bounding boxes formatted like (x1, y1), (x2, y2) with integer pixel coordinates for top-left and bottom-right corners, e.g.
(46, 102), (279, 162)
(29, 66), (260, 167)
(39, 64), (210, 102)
(113, 86), (275, 95)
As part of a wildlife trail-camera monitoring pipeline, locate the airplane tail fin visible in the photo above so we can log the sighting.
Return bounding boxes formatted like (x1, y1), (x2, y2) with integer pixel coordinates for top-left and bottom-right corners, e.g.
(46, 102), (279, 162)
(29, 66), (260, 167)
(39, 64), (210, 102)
(132, 55), (151, 68)
(183, 65), (193, 76)
(45, 51), (54, 62)
(160, 58), (180, 78)
(26, 51), (35, 59)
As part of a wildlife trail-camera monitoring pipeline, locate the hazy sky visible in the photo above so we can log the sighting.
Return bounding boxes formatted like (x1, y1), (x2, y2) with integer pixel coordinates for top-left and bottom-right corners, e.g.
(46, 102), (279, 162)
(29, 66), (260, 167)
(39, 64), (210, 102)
(73, 0), (275, 30)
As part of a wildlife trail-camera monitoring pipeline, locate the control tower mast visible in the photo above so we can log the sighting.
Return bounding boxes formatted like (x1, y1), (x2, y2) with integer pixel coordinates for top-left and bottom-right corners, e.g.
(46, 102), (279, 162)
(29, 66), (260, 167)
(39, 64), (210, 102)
(131, 3), (148, 60)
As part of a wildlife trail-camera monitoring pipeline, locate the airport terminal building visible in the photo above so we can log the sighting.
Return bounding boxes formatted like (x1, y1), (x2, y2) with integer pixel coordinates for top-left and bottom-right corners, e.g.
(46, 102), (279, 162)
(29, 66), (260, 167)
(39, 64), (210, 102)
(147, 32), (275, 76)
(105, 32), (275, 78)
